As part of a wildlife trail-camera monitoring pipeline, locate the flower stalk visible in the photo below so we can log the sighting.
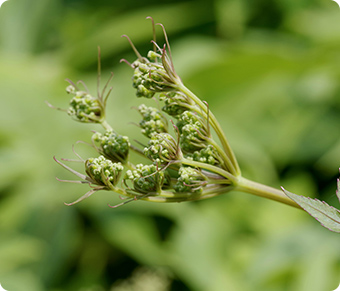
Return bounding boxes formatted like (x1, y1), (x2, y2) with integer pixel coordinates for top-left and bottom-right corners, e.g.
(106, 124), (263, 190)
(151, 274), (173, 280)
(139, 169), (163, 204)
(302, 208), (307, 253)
(236, 177), (301, 209)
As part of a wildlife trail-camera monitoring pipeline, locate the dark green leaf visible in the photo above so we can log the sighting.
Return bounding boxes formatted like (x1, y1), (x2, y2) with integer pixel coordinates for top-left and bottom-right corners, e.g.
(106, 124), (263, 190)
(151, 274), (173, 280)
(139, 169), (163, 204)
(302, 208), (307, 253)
(283, 188), (340, 233)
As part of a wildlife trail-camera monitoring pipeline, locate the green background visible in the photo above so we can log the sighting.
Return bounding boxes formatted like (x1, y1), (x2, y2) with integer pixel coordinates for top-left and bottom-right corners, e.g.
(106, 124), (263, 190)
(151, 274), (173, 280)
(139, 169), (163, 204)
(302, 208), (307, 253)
(0, 0), (340, 290)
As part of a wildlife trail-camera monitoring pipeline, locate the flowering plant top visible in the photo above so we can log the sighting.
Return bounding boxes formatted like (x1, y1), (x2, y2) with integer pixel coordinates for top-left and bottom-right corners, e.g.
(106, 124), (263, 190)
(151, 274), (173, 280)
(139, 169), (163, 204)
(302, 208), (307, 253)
(50, 17), (340, 233)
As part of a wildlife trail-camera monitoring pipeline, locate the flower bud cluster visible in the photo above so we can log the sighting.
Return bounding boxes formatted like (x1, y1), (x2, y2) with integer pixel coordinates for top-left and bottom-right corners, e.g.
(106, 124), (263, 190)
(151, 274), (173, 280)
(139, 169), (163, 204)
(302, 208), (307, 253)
(132, 52), (172, 99)
(138, 104), (167, 138)
(144, 133), (181, 164)
(92, 130), (130, 164)
(174, 166), (207, 193)
(177, 111), (210, 153)
(127, 22), (181, 99)
(159, 92), (188, 117)
(124, 164), (170, 194)
(67, 85), (104, 123)
(85, 155), (124, 188)
(55, 20), (239, 208)
(132, 61), (155, 99)
(186, 145), (221, 166)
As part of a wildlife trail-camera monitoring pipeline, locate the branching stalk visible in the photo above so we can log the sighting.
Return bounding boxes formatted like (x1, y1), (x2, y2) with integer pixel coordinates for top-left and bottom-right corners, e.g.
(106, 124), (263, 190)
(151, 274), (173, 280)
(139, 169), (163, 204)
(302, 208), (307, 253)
(176, 83), (241, 176)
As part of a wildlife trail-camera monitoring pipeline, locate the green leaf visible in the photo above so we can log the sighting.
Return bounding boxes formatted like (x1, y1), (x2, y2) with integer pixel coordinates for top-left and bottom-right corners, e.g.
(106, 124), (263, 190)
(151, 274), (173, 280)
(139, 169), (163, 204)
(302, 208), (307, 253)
(282, 188), (340, 233)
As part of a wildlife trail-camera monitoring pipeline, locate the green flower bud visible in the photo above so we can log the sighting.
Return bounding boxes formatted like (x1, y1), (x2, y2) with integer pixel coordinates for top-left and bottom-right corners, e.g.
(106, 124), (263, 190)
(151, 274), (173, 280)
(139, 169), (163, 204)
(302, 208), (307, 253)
(130, 52), (177, 97)
(137, 62), (150, 74)
(177, 111), (200, 128)
(177, 111), (210, 153)
(174, 166), (207, 193)
(185, 145), (221, 166)
(85, 155), (124, 188)
(67, 88), (104, 123)
(92, 130), (130, 164)
(124, 164), (170, 194)
(147, 50), (161, 62)
(124, 23), (182, 97)
(160, 92), (187, 117)
(180, 124), (205, 152)
(66, 85), (76, 94)
(136, 84), (155, 99)
(132, 70), (143, 88)
(138, 104), (167, 138)
(144, 133), (181, 164)
(131, 62), (155, 98)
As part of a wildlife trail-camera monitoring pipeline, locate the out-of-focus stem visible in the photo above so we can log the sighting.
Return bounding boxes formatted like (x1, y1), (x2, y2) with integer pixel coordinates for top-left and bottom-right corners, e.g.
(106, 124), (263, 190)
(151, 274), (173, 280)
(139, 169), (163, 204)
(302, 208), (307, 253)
(101, 120), (113, 131)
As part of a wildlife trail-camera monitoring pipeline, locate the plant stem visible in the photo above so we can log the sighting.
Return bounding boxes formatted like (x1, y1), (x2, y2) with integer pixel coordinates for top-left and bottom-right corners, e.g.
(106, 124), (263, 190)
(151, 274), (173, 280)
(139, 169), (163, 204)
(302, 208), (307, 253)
(176, 83), (241, 176)
(101, 119), (113, 131)
(181, 158), (238, 184)
(236, 177), (302, 209)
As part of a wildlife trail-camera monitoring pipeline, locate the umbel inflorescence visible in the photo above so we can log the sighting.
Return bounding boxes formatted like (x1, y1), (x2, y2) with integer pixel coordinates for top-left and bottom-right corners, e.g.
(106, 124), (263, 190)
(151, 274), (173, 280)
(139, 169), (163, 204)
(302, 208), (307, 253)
(51, 18), (340, 233)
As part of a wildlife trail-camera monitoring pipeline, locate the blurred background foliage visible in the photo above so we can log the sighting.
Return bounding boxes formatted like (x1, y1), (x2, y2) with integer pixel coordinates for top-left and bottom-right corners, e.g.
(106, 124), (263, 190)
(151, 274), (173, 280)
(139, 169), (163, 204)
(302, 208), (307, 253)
(0, 0), (340, 290)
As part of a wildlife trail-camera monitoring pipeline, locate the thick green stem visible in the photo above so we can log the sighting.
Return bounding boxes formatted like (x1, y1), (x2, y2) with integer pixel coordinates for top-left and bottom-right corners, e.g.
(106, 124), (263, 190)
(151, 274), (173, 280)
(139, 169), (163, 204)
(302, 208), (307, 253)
(236, 177), (302, 209)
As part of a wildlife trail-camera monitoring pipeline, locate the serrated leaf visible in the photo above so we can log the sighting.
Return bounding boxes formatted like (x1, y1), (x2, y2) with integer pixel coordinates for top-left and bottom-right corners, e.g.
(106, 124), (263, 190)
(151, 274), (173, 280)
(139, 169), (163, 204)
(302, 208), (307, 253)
(282, 188), (340, 233)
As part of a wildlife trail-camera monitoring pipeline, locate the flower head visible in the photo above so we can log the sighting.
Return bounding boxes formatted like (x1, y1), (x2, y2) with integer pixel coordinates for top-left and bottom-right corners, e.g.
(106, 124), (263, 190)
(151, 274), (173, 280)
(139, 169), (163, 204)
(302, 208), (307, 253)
(52, 18), (241, 208)
(122, 18), (182, 98)
(177, 111), (210, 153)
(137, 104), (167, 138)
(124, 164), (170, 195)
(54, 155), (123, 205)
(67, 85), (104, 123)
(144, 132), (182, 164)
(47, 48), (113, 125)
(160, 92), (189, 117)
(185, 145), (222, 166)
(92, 130), (130, 164)
(173, 166), (207, 193)
(85, 156), (124, 187)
